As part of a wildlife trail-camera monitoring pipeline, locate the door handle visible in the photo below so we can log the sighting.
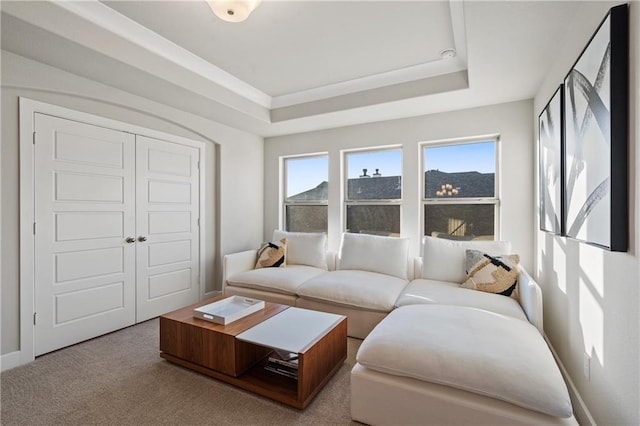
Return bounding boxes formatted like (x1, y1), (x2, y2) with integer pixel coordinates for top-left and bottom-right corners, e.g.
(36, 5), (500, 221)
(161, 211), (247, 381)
(125, 237), (135, 243)
(138, 236), (148, 242)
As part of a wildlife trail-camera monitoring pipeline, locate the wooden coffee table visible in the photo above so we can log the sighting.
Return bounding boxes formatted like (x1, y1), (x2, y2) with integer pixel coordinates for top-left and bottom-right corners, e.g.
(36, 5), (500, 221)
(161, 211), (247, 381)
(159, 295), (347, 409)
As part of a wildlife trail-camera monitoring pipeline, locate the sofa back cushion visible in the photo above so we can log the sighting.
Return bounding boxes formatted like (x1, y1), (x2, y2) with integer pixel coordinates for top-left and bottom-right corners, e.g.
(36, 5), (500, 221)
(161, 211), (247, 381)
(338, 233), (409, 280)
(272, 230), (327, 269)
(421, 236), (511, 283)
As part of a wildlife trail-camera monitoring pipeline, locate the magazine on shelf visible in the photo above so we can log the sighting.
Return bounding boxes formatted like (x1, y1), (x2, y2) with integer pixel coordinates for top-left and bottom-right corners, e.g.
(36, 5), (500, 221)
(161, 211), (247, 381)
(264, 363), (298, 379)
(264, 349), (299, 379)
(268, 349), (299, 369)
(269, 357), (298, 369)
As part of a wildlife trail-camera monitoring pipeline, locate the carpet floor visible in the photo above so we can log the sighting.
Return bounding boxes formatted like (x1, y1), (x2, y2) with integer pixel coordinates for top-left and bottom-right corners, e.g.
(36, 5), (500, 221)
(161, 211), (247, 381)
(1, 318), (362, 425)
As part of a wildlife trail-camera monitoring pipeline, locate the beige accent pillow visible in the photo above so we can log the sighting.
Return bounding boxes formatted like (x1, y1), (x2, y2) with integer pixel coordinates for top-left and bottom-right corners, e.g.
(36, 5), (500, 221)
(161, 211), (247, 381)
(254, 238), (287, 269)
(461, 249), (519, 299)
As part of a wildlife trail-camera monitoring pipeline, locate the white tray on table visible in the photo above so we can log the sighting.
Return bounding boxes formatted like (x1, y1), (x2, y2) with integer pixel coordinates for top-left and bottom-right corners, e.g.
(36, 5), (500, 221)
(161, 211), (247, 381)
(193, 296), (265, 325)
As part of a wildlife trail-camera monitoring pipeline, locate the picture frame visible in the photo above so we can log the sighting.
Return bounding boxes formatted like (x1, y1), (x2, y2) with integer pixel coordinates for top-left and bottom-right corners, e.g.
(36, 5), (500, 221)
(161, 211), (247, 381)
(563, 4), (628, 251)
(539, 85), (564, 235)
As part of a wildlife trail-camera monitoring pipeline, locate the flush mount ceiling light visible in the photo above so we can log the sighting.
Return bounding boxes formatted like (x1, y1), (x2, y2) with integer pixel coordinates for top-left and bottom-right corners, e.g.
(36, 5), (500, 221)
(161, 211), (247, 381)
(207, 0), (262, 23)
(440, 48), (457, 59)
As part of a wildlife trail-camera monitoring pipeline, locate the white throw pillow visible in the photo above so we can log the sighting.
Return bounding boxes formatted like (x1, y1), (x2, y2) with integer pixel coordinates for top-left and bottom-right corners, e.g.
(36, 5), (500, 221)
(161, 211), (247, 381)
(421, 236), (511, 283)
(338, 233), (409, 280)
(272, 230), (327, 269)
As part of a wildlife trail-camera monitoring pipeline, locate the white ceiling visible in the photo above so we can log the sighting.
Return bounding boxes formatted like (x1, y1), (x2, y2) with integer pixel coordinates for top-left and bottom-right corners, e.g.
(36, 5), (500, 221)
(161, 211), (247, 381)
(104, 1), (458, 97)
(0, 1), (582, 137)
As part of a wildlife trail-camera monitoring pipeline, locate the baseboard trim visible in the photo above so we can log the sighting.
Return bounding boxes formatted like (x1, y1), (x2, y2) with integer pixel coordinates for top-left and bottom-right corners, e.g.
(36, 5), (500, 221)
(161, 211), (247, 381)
(544, 334), (596, 425)
(202, 290), (223, 299)
(1, 351), (22, 372)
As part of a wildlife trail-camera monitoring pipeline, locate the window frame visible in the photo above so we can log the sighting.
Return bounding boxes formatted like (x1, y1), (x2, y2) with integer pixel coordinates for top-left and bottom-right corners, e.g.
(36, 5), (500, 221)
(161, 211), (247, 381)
(342, 145), (403, 236)
(420, 136), (501, 240)
(281, 153), (329, 232)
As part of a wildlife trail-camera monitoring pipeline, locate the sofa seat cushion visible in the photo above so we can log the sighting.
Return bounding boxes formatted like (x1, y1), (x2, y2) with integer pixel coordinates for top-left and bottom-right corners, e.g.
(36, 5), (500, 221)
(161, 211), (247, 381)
(227, 265), (327, 295)
(297, 270), (408, 312)
(357, 304), (572, 418)
(396, 279), (527, 322)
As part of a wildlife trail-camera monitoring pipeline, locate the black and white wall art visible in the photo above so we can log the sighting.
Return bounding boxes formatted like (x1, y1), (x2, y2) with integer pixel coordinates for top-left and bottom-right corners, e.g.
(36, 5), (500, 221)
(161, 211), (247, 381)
(539, 86), (564, 235)
(563, 4), (628, 251)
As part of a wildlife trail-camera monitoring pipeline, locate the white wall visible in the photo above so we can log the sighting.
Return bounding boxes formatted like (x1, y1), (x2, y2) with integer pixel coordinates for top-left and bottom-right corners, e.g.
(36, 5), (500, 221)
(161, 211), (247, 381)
(264, 100), (534, 268)
(534, 2), (640, 425)
(1, 51), (264, 356)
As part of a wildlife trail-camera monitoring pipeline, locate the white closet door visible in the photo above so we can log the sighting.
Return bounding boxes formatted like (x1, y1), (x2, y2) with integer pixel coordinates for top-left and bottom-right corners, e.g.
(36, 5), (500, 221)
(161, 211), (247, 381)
(135, 135), (200, 322)
(34, 114), (136, 356)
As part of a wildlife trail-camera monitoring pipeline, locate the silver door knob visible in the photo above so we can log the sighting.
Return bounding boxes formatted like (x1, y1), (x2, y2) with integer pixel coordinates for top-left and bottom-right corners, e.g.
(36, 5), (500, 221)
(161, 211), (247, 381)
(138, 236), (148, 242)
(125, 237), (135, 243)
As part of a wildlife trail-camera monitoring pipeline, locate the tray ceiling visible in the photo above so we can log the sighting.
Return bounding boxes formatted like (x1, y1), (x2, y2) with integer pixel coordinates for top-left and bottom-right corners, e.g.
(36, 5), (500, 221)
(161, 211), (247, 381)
(1, 1), (581, 136)
(103, 1), (459, 97)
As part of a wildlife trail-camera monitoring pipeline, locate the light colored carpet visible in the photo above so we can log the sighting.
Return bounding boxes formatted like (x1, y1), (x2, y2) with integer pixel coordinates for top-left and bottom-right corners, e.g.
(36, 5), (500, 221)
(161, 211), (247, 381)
(1, 318), (362, 425)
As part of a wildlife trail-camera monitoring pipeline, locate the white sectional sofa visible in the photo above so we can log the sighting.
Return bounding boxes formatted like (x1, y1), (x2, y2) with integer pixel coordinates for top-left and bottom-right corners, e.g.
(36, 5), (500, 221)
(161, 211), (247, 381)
(224, 232), (576, 424)
(223, 231), (412, 338)
(351, 236), (577, 425)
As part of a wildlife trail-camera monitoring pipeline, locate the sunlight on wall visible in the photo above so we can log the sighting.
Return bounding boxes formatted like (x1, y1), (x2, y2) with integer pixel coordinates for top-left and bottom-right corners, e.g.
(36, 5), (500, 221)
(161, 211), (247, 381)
(579, 244), (605, 297)
(579, 281), (604, 362)
(553, 237), (567, 294)
(578, 245), (605, 362)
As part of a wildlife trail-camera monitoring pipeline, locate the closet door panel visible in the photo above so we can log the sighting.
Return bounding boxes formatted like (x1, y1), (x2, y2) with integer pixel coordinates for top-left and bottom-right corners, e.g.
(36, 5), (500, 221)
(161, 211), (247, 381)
(148, 211), (191, 234)
(135, 135), (200, 322)
(34, 114), (136, 356)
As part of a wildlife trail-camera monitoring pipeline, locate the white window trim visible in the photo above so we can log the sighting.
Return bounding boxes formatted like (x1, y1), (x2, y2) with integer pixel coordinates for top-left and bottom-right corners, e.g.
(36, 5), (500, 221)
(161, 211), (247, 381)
(280, 153), (328, 232)
(419, 135), (501, 240)
(342, 146), (403, 235)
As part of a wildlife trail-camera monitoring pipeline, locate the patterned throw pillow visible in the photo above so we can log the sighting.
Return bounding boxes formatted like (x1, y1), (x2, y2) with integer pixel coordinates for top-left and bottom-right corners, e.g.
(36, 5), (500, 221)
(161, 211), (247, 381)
(461, 249), (520, 299)
(255, 238), (287, 269)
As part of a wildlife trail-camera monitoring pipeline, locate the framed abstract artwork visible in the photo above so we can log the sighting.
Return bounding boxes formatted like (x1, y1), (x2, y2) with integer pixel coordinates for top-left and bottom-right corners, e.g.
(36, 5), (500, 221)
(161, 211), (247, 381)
(539, 86), (564, 235)
(563, 4), (628, 251)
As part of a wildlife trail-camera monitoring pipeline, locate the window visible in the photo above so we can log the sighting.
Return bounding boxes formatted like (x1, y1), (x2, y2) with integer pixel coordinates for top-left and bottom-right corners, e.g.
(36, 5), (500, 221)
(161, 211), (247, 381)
(344, 148), (402, 236)
(422, 139), (498, 240)
(283, 154), (328, 232)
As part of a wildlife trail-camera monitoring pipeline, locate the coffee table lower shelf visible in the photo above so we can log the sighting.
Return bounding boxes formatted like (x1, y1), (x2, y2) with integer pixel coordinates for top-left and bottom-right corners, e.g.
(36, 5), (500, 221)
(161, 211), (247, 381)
(160, 350), (345, 409)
